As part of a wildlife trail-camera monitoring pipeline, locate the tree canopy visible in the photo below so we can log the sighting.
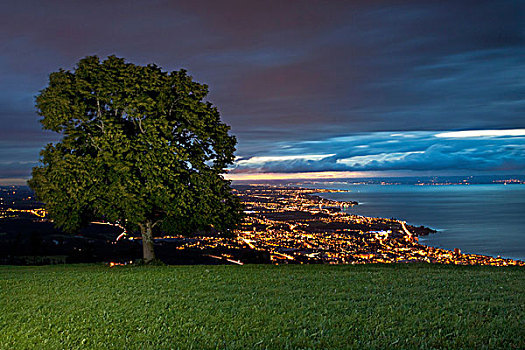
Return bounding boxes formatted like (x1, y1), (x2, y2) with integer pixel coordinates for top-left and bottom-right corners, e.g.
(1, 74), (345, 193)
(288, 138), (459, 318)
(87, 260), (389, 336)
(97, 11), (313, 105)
(29, 55), (242, 262)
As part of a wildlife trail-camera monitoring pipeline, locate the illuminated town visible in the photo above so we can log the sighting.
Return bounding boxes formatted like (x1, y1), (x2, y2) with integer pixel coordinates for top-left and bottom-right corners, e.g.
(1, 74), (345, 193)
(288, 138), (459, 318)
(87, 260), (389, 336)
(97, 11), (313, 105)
(1, 185), (524, 266)
(107, 185), (525, 266)
(230, 186), (524, 266)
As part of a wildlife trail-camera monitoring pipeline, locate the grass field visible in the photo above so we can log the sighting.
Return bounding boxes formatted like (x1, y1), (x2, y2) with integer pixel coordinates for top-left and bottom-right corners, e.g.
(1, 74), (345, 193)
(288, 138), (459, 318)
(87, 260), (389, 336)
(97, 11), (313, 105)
(1, 264), (524, 349)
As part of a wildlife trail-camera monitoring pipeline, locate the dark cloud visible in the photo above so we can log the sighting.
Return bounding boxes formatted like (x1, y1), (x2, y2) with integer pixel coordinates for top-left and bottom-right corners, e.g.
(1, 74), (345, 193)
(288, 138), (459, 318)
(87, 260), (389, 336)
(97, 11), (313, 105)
(0, 0), (523, 178)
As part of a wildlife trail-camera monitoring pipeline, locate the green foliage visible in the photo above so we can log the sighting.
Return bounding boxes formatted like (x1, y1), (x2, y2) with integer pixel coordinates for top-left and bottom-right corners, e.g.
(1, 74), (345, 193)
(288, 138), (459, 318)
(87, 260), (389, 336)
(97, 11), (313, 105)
(1, 264), (524, 349)
(29, 55), (242, 236)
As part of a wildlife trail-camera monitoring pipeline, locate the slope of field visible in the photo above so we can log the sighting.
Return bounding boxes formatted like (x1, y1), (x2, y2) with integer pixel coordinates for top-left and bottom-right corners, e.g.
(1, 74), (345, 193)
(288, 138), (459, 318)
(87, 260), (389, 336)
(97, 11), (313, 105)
(1, 264), (523, 349)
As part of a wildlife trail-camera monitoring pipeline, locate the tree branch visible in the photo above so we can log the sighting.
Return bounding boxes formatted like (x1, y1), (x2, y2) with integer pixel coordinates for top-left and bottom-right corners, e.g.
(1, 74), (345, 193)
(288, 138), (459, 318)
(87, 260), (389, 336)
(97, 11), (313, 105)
(96, 97), (105, 133)
(152, 219), (164, 228)
(168, 97), (181, 116)
(87, 133), (102, 151)
(137, 117), (145, 134)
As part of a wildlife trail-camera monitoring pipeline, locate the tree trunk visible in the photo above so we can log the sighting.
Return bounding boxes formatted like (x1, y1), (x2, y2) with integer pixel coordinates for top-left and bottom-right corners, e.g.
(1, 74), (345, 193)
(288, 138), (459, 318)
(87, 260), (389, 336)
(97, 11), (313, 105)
(140, 221), (156, 263)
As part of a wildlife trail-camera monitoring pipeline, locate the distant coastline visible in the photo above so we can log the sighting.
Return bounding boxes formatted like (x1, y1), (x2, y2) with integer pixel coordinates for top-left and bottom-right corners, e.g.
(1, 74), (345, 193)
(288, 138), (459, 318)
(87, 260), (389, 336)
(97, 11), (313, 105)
(305, 182), (525, 261)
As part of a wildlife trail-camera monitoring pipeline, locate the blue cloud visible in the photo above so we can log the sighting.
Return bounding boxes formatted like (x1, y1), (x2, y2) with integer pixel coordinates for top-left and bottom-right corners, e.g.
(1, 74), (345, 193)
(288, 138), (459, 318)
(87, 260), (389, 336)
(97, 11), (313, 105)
(230, 130), (525, 174)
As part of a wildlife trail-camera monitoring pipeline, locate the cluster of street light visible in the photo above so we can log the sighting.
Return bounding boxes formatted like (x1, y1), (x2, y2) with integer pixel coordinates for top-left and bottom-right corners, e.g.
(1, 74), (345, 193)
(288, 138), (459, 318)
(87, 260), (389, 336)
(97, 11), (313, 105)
(2, 185), (523, 266)
(229, 186), (524, 266)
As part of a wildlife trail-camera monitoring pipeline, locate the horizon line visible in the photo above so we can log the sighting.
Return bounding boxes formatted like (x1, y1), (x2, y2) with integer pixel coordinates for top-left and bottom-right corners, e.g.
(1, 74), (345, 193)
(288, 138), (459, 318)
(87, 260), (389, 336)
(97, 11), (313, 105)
(2, 171), (524, 186)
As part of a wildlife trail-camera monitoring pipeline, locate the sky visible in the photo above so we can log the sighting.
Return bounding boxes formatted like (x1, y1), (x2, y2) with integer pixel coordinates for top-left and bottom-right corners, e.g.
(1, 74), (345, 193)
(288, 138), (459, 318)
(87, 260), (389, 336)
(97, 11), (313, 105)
(1, 0), (524, 184)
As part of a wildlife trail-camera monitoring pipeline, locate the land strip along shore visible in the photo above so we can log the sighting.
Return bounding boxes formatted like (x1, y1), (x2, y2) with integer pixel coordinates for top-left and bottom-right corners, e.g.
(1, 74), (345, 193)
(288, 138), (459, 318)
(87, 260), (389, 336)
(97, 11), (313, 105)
(231, 185), (523, 266)
(1, 185), (523, 266)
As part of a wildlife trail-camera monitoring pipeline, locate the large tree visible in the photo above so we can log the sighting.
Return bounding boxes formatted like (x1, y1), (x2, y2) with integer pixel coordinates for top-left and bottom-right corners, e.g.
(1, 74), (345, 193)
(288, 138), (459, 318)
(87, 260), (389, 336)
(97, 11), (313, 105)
(29, 56), (242, 263)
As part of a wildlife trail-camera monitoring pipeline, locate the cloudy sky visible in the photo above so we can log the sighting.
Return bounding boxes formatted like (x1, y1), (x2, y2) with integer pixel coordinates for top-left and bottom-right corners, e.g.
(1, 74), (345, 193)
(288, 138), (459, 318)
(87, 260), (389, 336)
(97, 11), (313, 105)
(1, 0), (524, 183)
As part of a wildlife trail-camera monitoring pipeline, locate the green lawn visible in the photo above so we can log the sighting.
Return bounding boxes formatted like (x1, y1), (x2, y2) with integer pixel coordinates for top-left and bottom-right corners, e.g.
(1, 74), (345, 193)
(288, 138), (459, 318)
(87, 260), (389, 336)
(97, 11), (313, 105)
(1, 264), (523, 349)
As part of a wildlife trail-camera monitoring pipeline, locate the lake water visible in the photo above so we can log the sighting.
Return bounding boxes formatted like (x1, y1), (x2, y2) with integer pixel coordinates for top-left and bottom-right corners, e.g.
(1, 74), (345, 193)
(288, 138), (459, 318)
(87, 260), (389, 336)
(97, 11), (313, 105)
(304, 183), (525, 261)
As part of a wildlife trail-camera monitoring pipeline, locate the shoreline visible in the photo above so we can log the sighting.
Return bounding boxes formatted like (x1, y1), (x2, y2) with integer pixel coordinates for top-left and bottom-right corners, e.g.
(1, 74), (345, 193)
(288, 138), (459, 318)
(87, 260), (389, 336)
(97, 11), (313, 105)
(307, 185), (525, 262)
(309, 188), (439, 236)
(234, 185), (524, 265)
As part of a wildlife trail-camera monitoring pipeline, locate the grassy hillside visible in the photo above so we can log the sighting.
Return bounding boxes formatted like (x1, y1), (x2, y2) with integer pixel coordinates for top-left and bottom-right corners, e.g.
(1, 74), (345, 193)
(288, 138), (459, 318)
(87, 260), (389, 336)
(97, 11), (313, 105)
(1, 264), (524, 349)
